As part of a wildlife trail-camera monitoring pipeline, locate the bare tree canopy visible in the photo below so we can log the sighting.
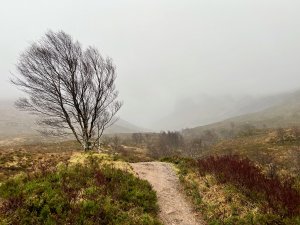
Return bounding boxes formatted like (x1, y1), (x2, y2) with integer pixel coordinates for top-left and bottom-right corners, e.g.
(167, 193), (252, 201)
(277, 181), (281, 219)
(11, 30), (122, 150)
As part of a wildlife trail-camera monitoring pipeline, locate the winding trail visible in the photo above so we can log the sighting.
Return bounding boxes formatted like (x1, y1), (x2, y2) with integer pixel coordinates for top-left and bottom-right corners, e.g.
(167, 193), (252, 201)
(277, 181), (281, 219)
(130, 162), (205, 225)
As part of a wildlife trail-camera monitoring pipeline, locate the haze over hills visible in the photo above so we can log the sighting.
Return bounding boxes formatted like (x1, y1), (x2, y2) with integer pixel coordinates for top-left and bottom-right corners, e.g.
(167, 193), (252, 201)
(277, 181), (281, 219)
(1, 89), (300, 140)
(183, 90), (300, 136)
(153, 90), (300, 131)
(0, 100), (146, 141)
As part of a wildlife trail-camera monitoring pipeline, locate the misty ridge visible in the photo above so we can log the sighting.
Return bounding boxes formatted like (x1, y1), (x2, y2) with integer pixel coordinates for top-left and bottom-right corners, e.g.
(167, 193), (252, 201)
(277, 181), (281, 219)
(2, 89), (300, 140)
(0, 100), (146, 141)
(155, 90), (300, 130)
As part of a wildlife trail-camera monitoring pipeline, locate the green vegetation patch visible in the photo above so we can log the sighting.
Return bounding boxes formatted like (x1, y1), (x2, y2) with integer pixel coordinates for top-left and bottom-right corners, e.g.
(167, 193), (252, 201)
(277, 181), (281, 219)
(0, 156), (161, 225)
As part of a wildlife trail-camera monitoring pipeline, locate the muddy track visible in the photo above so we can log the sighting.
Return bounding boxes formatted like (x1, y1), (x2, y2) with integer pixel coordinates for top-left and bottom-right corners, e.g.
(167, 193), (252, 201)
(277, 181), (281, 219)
(130, 162), (205, 225)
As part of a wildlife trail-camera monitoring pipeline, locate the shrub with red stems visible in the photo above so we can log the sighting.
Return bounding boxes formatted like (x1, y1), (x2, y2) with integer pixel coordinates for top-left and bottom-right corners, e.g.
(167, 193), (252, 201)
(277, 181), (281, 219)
(197, 155), (300, 216)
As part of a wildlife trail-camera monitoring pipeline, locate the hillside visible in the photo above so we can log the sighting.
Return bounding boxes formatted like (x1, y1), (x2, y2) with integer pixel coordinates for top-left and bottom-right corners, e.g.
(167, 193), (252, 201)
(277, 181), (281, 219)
(153, 91), (298, 130)
(183, 90), (300, 136)
(0, 100), (146, 142)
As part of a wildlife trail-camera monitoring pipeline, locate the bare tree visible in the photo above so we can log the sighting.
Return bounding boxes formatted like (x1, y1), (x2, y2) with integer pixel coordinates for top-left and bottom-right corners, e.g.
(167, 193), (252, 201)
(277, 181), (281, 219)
(111, 135), (121, 151)
(11, 30), (122, 151)
(132, 133), (144, 145)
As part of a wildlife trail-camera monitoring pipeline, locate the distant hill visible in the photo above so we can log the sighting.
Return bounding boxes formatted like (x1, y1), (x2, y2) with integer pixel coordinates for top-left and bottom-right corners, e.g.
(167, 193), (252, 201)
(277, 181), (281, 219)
(153, 91), (295, 130)
(105, 118), (149, 134)
(183, 90), (300, 136)
(0, 100), (146, 141)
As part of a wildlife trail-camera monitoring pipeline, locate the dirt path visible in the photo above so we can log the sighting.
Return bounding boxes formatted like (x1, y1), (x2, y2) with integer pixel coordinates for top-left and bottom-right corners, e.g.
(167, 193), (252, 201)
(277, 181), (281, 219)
(130, 162), (205, 225)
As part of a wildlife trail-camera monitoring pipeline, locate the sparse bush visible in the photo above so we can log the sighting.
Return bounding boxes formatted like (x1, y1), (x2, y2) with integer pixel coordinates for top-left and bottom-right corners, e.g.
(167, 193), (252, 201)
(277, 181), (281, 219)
(111, 135), (121, 151)
(132, 133), (144, 145)
(144, 131), (184, 158)
(197, 155), (300, 217)
(267, 127), (300, 144)
(237, 124), (256, 137)
(158, 131), (184, 149)
(184, 138), (203, 157)
(201, 129), (219, 146)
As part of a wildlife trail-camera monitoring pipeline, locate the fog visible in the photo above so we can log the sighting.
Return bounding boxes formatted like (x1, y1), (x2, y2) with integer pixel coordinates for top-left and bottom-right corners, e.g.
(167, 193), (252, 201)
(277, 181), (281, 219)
(1, 0), (300, 129)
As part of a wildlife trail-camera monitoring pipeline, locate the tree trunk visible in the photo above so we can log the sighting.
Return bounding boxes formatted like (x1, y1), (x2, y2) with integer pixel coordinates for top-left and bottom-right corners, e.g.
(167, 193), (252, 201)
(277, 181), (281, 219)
(83, 138), (92, 151)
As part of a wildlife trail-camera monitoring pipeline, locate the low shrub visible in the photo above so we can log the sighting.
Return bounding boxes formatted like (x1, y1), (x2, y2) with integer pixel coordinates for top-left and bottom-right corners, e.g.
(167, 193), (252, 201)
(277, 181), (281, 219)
(166, 156), (300, 224)
(0, 156), (161, 225)
(197, 155), (300, 217)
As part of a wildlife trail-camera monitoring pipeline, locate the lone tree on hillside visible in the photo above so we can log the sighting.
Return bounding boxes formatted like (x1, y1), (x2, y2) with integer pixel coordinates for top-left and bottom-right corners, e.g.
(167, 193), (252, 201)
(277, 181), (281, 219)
(11, 31), (122, 151)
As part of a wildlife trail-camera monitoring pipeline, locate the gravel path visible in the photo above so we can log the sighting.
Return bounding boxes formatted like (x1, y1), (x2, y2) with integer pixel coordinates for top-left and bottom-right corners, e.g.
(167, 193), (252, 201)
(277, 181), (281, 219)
(130, 162), (205, 225)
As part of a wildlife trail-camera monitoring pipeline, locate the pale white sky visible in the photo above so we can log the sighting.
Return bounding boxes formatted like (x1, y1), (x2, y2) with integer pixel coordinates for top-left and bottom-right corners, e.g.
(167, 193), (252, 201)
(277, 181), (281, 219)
(0, 0), (300, 128)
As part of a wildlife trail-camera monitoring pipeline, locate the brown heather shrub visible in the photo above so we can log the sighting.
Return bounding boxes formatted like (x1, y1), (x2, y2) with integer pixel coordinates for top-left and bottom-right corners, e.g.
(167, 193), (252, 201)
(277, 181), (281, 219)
(197, 155), (300, 217)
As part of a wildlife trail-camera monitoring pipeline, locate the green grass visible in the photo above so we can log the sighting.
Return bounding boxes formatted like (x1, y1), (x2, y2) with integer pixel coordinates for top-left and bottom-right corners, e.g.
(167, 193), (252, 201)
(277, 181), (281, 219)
(0, 155), (161, 225)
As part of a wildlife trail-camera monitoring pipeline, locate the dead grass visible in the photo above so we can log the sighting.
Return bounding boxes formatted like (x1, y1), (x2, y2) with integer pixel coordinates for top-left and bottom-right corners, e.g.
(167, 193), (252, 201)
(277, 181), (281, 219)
(0, 141), (81, 183)
(209, 129), (300, 180)
(0, 140), (141, 183)
(69, 151), (135, 174)
(182, 171), (263, 223)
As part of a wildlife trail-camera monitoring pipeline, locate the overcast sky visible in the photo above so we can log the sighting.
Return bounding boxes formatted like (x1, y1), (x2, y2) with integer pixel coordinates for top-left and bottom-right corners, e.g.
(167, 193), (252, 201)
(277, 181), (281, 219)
(0, 0), (300, 128)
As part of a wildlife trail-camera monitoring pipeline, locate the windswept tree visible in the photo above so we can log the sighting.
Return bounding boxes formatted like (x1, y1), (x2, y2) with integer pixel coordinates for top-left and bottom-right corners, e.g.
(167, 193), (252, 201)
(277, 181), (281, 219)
(11, 31), (122, 150)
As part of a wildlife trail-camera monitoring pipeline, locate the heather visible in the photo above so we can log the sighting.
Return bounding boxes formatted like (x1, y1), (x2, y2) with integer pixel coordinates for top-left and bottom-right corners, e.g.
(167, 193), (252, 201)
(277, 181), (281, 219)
(0, 155), (161, 225)
(197, 155), (300, 217)
(164, 155), (300, 225)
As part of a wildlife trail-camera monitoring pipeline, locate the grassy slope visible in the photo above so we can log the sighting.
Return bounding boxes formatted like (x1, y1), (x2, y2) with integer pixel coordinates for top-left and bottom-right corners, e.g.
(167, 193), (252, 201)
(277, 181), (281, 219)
(207, 129), (300, 178)
(0, 142), (161, 225)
